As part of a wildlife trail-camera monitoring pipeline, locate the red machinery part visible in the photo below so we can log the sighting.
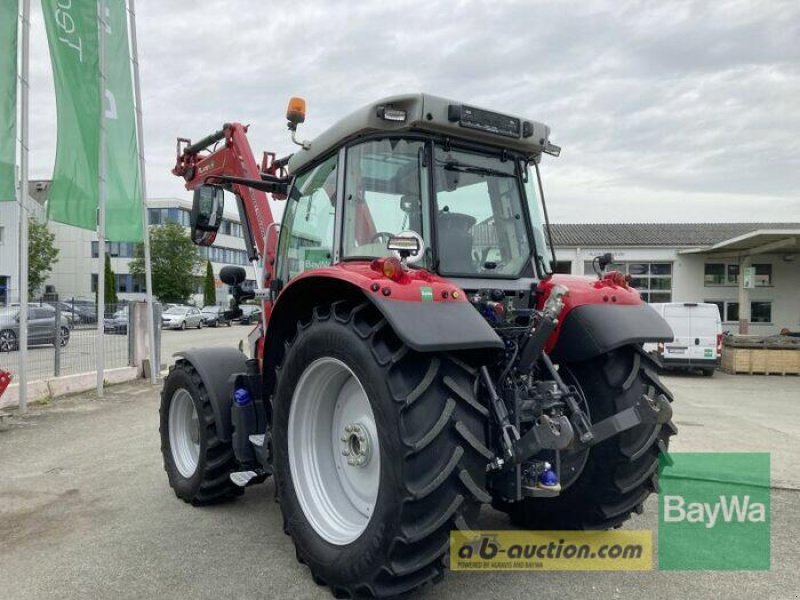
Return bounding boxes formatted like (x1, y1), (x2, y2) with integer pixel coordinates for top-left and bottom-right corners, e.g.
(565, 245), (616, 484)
(0, 369), (12, 399)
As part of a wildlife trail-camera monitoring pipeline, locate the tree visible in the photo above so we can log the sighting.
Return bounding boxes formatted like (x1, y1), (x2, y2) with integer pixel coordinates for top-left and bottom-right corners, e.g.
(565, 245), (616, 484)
(203, 260), (216, 306)
(104, 254), (118, 307)
(129, 222), (202, 304)
(28, 218), (59, 296)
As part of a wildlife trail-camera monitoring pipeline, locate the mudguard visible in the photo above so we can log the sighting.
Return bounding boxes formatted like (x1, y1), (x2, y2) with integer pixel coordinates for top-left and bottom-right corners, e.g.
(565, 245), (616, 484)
(549, 303), (673, 363)
(268, 267), (504, 355)
(173, 347), (248, 442)
(371, 296), (503, 352)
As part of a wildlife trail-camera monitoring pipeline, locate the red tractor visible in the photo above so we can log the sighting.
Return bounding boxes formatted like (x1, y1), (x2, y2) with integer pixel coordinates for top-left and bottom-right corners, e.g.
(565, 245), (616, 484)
(161, 94), (676, 598)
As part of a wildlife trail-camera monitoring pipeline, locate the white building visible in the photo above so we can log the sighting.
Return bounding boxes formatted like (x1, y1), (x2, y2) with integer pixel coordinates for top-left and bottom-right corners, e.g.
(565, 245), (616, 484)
(551, 223), (800, 335)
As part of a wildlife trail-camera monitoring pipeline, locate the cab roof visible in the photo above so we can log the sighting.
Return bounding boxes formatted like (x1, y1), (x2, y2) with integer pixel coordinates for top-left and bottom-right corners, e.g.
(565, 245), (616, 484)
(287, 93), (554, 174)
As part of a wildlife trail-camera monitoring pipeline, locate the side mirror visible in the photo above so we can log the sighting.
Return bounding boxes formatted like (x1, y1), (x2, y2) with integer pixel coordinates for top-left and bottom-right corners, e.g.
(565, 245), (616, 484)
(190, 184), (225, 246)
(220, 265), (247, 286)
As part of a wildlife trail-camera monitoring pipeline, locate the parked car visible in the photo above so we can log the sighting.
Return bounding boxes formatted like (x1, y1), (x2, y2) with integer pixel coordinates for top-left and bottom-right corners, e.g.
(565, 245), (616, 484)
(201, 305), (232, 327)
(238, 304), (262, 325)
(162, 305), (204, 330)
(644, 302), (722, 376)
(0, 305), (71, 351)
(103, 307), (129, 334)
(46, 301), (97, 325)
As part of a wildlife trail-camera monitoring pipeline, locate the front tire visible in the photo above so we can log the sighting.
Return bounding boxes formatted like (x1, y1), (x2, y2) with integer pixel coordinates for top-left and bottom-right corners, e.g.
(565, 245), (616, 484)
(500, 347), (676, 530)
(273, 301), (490, 598)
(160, 360), (242, 505)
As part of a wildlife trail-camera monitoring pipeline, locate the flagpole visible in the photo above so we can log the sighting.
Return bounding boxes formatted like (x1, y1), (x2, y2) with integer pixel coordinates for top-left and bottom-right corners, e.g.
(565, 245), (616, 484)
(127, 0), (157, 384)
(96, 0), (107, 398)
(17, 0), (30, 412)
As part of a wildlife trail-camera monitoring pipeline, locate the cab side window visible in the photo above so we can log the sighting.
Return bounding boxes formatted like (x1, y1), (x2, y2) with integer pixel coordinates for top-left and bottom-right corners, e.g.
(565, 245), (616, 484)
(278, 155), (338, 281)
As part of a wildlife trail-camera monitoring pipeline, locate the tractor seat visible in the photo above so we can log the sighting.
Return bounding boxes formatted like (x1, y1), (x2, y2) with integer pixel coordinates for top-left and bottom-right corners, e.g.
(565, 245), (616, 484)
(437, 211), (476, 273)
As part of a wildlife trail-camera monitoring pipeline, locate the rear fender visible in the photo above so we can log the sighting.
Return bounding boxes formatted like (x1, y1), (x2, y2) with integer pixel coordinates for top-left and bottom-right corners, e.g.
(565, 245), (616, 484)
(539, 274), (674, 363)
(263, 267), (503, 394)
(173, 347), (248, 442)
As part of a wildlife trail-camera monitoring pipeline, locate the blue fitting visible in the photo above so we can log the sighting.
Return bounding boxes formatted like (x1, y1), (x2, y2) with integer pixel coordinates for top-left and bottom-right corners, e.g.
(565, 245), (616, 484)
(539, 463), (559, 487)
(233, 387), (251, 407)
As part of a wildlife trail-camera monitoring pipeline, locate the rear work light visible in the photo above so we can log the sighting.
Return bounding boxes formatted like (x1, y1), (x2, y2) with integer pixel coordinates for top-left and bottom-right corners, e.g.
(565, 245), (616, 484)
(717, 333), (723, 356)
(370, 256), (404, 282)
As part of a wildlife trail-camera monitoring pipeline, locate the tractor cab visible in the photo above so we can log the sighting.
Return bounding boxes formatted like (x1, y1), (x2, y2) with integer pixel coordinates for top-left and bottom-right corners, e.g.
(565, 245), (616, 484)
(277, 94), (557, 292)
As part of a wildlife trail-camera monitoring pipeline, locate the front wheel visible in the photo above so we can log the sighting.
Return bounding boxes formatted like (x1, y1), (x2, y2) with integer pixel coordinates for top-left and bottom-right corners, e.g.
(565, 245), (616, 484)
(499, 346), (676, 530)
(273, 301), (489, 598)
(159, 361), (242, 504)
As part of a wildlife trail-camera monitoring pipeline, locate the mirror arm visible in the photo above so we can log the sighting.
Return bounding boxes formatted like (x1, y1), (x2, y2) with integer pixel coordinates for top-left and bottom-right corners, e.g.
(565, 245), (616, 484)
(205, 174), (288, 195)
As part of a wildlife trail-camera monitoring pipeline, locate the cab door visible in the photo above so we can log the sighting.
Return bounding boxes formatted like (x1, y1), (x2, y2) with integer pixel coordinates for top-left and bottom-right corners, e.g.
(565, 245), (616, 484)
(276, 153), (338, 283)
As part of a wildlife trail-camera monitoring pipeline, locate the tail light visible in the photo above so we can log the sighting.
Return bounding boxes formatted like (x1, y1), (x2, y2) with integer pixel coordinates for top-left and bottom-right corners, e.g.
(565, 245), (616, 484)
(716, 334), (723, 356)
(370, 257), (404, 282)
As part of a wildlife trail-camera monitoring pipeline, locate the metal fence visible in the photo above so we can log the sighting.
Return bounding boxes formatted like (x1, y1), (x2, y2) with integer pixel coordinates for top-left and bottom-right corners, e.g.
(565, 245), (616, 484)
(0, 297), (131, 383)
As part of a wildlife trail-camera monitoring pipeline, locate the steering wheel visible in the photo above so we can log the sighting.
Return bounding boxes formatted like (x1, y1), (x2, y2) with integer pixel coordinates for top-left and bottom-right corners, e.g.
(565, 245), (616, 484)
(370, 231), (395, 245)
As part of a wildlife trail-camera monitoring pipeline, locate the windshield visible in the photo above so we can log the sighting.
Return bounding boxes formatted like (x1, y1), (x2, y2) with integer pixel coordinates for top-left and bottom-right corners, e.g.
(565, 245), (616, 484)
(164, 307), (187, 315)
(342, 138), (428, 262)
(433, 146), (531, 277)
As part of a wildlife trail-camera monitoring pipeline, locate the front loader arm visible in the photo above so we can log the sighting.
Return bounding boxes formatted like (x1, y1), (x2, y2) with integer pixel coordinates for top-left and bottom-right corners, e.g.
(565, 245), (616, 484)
(172, 122), (283, 283)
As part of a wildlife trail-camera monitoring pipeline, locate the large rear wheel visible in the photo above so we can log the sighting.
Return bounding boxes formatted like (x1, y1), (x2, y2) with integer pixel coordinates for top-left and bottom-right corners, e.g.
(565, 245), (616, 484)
(499, 346), (676, 530)
(273, 301), (490, 598)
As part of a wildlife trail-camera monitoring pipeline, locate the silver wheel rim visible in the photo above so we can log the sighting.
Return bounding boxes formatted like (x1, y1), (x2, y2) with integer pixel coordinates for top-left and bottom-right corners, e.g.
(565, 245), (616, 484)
(0, 331), (15, 351)
(60, 327), (70, 346)
(288, 357), (380, 545)
(169, 389), (201, 478)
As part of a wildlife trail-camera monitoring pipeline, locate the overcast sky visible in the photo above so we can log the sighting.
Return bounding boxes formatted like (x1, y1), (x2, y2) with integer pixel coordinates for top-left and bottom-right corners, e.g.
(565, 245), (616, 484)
(24, 0), (800, 223)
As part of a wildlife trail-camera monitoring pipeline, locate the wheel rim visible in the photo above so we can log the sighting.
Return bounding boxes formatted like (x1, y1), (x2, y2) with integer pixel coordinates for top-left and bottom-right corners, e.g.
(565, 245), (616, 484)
(288, 357), (380, 545)
(0, 330), (16, 351)
(169, 389), (201, 478)
(60, 327), (70, 346)
(556, 367), (591, 490)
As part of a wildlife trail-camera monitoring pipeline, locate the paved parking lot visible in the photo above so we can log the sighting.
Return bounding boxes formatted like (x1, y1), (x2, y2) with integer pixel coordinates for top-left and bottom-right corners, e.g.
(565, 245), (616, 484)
(1, 370), (798, 599)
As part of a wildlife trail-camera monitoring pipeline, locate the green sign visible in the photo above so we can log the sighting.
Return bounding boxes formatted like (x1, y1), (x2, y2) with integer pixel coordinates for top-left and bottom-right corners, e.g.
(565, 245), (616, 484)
(43, 0), (143, 241)
(659, 453), (770, 570)
(0, 1), (17, 202)
(302, 247), (331, 271)
(420, 286), (434, 302)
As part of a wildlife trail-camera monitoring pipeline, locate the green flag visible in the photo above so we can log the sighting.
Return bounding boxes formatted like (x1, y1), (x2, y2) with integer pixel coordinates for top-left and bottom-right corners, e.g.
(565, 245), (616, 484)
(0, 1), (18, 202)
(42, 0), (100, 229)
(43, 0), (143, 241)
(104, 0), (143, 242)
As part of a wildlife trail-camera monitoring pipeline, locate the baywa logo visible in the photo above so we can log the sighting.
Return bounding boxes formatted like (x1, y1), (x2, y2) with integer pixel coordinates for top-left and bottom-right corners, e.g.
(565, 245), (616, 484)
(658, 453), (771, 570)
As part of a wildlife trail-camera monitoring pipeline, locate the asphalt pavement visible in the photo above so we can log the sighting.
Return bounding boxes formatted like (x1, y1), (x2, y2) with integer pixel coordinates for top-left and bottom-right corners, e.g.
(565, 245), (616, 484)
(1, 362), (798, 599)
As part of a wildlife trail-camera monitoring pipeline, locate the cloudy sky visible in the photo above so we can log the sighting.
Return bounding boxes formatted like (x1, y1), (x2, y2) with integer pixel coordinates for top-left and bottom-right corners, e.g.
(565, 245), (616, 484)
(24, 0), (800, 223)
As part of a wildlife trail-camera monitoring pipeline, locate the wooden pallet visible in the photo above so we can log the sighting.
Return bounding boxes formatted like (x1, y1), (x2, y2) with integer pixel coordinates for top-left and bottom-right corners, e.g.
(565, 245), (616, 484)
(722, 346), (800, 375)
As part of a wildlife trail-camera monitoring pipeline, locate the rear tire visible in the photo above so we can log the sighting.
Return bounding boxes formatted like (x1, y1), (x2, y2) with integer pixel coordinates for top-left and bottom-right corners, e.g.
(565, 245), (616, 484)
(499, 347), (676, 530)
(702, 368), (715, 377)
(160, 360), (242, 505)
(273, 301), (490, 598)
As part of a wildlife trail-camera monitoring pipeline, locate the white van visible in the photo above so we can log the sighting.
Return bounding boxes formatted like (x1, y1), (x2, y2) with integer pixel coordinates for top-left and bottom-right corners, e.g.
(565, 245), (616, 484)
(643, 303), (723, 376)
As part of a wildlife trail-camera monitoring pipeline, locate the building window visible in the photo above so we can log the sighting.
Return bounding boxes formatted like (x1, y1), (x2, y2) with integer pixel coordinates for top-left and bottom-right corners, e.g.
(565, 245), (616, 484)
(91, 274), (98, 293)
(92, 241), (135, 258)
(0, 275), (8, 306)
(553, 261), (572, 274)
(704, 263), (725, 286)
(707, 300), (772, 324)
(754, 264), (772, 287)
(705, 262), (772, 287)
(0, 225), (4, 244)
(751, 301), (772, 323)
(584, 260), (673, 302)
